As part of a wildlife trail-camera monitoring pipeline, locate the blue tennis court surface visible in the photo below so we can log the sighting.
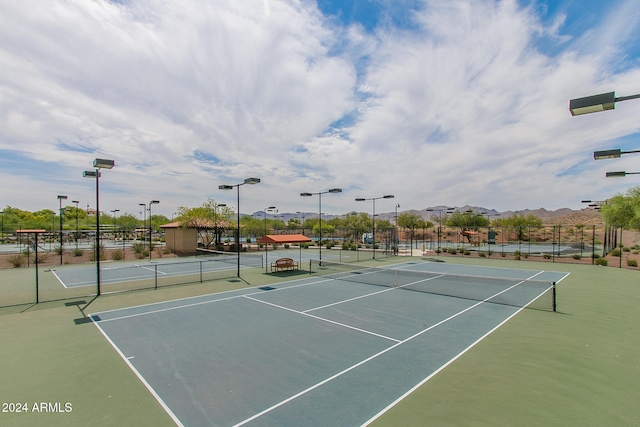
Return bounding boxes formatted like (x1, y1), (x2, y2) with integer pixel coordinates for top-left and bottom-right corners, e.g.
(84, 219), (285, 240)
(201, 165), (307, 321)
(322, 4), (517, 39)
(91, 261), (568, 426)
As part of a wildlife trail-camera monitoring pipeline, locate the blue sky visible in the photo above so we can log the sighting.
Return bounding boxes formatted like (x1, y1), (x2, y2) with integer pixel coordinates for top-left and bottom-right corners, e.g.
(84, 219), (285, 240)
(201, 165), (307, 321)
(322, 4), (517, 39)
(1, 0), (640, 218)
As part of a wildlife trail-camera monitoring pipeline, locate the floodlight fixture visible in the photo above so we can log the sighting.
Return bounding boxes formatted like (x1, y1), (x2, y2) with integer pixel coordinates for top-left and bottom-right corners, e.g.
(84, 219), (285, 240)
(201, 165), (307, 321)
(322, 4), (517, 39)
(606, 171), (640, 178)
(93, 158), (115, 169)
(594, 148), (640, 160)
(569, 91), (640, 116)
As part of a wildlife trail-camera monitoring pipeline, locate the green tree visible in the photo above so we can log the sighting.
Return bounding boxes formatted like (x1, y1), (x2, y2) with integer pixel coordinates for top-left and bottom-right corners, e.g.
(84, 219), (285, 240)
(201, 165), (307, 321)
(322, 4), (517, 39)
(493, 213), (543, 240)
(445, 211), (489, 229)
(398, 213), (431, 250)
(340, 212), (372, 242)
(176, 199), (233, 247)
(600, 186), (640, 229)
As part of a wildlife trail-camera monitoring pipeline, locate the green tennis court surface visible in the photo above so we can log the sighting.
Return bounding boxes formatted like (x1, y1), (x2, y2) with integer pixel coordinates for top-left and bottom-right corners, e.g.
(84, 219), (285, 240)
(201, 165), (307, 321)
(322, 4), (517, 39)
(90, 261), (567, 426)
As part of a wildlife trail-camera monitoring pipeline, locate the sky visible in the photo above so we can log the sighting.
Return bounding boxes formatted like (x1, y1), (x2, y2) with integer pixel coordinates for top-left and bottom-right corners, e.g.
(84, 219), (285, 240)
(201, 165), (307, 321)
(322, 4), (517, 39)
(2, 0), (640, 219)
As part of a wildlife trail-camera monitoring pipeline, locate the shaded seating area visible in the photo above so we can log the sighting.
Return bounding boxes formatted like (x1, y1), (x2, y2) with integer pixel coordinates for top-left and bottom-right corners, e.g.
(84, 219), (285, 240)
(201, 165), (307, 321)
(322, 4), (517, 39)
(256, 234), (312, 273)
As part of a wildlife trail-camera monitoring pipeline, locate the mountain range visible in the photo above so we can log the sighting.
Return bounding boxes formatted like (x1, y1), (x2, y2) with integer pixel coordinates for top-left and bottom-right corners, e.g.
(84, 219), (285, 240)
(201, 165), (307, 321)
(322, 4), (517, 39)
(252, 206), (602, 225)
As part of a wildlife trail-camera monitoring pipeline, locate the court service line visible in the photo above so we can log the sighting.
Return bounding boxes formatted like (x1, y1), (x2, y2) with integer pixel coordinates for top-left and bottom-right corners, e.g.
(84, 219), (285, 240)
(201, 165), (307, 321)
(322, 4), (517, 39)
(242, 295), (401, 343)
(91, 278), (336, 323)
(303, 274), (446, 313)
(233, 273), (542, 427)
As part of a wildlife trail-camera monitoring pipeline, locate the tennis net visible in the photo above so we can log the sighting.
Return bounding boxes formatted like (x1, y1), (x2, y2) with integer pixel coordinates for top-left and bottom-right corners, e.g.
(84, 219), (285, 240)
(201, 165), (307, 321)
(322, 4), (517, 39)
(195, 248), (263, 268)
(308, 260), (556, 311)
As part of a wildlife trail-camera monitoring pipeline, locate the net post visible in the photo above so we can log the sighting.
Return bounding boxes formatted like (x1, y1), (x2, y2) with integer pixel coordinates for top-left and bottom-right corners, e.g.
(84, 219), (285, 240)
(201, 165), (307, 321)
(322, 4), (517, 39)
(552, 281), (556, 312)
(154, 264), (158, 290)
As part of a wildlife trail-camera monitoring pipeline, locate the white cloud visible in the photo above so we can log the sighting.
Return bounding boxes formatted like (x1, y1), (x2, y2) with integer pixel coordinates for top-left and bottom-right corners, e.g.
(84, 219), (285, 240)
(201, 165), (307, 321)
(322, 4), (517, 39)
(1, 0), (640, 217)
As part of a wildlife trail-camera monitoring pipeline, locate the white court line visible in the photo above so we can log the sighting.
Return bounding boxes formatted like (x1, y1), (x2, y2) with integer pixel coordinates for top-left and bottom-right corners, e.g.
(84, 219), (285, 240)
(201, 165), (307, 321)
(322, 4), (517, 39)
(91, 320), (184, 427)
(91, 278), (336, 323)
(304, 274), (446, 313)
(233, 272), (544, 427)
(243, 295), (401, 343)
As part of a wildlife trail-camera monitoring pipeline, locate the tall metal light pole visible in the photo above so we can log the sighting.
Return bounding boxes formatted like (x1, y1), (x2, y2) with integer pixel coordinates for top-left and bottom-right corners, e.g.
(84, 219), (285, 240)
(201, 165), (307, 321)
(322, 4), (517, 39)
(355, 195), (394, 259)
(111, 209), (120, 259)
(83, 158), (115, 296)
(219, 177), (261, 277)
(300, 188), (342, 262)
(57, 195), (68, 264)
(214, 203), (227, 247)
(149, 200), (159, 260)
(264, 206), (276, 273)
(139, 203), (147, 249)
(72, 200), (79, 249)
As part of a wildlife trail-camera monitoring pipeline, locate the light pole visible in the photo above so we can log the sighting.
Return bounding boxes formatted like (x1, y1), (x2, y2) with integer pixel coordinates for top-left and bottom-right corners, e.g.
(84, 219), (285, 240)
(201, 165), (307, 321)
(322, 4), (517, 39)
(296, 211), (306, 235)
(426, 208), (454, 252)
(83, 158), (115, 296)
(57, 195), (67, 264)
(219, 177), (261, 277)
(111, 209), (120, 260)
(301, 188), (342, 262)
(149, 200), (159, 260)
(264, 206), (276, 273)
(0, 211), (4, 245)
(214, 203), (226, 247)
(139, 203), (147, 248)
(355, 195), (394, 259)
(72, 200), (79, 249)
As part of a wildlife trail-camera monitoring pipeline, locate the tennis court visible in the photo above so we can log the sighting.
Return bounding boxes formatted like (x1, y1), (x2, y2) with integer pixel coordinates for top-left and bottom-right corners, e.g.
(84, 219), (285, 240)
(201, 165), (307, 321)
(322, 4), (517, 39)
(50, 251), (265, 290)
(90, 261), (568, 426)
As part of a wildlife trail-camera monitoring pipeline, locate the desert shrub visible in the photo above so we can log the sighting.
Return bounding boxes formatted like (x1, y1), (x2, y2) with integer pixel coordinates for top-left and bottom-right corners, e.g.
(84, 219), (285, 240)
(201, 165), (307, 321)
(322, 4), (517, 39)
(610, 248), (621, 257)
(284, 244), (290, 249)
(572, 254), (581, 260)
(595, 258), (608, 266)
(543, 254), (551, 259)
(132, 242), (144, 254)
(8, 254), (27, 268)
(89, 245), (107, 262)
(111, 249), (124, 261)
(463, 250), (470, 256)
(627, 259), (638, 267)
(479, 252), (486, 257)
(622, 246), (630, 252)
(73, 248), (83, 257)
(163, 247), (172, 255)
(54, 245), (64, 255)
(272, 244), (278, 250)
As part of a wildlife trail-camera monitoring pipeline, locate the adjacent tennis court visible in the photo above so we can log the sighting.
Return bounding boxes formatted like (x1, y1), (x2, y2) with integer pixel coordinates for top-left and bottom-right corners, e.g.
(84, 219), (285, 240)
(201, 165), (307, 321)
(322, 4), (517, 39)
(50, 251), (265, 289)
(91, 261), (568, 426)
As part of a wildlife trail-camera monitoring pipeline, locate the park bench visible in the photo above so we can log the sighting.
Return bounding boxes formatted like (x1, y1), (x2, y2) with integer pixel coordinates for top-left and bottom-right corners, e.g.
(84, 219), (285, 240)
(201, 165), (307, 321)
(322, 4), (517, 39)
(270, 257), (299, 272)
